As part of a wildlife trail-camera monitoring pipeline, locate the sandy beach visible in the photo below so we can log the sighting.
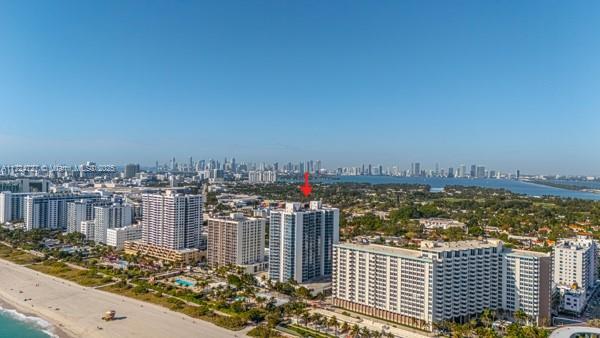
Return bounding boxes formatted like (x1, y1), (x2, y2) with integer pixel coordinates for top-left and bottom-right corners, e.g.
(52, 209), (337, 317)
(0, 259), (242, 338)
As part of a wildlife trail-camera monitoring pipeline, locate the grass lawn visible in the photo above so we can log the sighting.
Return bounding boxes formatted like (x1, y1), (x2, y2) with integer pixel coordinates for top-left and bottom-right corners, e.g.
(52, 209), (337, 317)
(0, 244), (43, 265)
(28, 260), (109, 287)
(99, 283), (246, 331)
(286, 324), (336, 338)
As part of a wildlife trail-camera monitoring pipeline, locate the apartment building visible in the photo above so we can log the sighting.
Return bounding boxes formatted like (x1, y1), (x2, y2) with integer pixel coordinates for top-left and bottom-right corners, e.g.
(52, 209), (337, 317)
(24, 193), (101, 230)
(141, 190), (202, 250)
(553, 236), (598, 313)
(269, 201), (339, 283)
(332, 239), (552, 331)
(107, 224), (142, 250)
(93, 203), (133, 244)
(207, 213), (265, 273)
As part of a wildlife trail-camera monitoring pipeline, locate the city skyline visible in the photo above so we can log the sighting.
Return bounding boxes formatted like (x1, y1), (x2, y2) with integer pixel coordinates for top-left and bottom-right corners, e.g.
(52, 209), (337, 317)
(1, 1), (599, 175)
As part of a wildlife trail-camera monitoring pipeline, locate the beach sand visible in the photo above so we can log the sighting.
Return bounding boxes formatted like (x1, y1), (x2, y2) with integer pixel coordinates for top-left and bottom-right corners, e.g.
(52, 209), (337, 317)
(0, 259), (241, 338)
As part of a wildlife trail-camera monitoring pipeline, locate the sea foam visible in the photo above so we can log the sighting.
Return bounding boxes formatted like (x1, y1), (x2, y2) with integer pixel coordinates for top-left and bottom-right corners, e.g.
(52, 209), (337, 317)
(0, 304), (59, 338)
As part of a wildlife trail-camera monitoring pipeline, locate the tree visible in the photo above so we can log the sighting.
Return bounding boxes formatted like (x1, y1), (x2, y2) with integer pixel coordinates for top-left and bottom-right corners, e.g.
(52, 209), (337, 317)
(514, 309), (528, 325)
(340, 321), (350, 334)
(328, 316), (339, 337)
(481, 308), (495, 328)
(350, 324), (360, 338)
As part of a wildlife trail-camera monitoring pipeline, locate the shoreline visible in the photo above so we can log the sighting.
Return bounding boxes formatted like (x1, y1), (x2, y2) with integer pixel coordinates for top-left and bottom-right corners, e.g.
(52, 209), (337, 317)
(0, 297), (73, 338)
(0, 258), (239, 338)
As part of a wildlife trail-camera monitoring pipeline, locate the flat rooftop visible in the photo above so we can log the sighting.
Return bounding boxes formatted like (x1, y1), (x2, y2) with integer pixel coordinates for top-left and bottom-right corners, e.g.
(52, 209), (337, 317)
(335, 242), (425, 259)
(505, 248), (551, 258)
(420, 239), (502, 252)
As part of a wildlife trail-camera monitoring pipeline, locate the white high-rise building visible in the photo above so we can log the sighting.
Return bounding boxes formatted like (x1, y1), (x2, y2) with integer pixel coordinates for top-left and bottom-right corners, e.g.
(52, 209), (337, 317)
(93, 204), (133, 244)
(553, 236), (598, 313)
(80, 220), (96, 241)
(502, 249), (553, 325)
(248, 170), (277, 183)
(25, 193), (101, 230)
(107, 224), (142, 250)
(269, 201), (339, 283)
(0, 192), (42, 223)
(332, 239), (552, 331)
(66, 199), (97, 233)
(207, 213), (265, 273)
(141, 190), (202, 250)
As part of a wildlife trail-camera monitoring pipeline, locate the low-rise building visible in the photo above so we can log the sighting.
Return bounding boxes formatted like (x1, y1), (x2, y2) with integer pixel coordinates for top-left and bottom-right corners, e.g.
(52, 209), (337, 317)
(107, 225), (142, 250)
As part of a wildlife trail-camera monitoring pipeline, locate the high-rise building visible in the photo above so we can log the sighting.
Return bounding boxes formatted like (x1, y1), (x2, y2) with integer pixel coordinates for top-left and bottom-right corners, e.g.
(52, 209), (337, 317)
(93, 203), (133, 244)
(470, 165), (477, 178)
(269, 201), (339, 283)
(332, 239), (552, 331)
(0, 192), (44, 223)
(25, 193), (101, 231)
(410, 162), (421, 177)
(124, 163), (140, 178)
(207, 213), (265, 273)
(553, 236), (598, 313)
(141, 190), (202, 250)
(476, 166), (486, 178)
(66, 199), (97, 233)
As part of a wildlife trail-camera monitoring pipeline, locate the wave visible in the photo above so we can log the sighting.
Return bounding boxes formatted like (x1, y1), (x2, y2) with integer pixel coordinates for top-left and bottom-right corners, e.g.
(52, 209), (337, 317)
(0, 304), (59, 338)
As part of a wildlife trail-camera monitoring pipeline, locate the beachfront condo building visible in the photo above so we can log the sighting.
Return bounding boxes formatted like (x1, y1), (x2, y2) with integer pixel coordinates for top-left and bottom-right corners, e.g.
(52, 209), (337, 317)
(332, 239), (552, 331)
(24, 192), (101, 231)
(269, 201), (339, 283)
(207, 213), (266, 273)
(141, 190), (202, 250)
(93, 203), (133, 244)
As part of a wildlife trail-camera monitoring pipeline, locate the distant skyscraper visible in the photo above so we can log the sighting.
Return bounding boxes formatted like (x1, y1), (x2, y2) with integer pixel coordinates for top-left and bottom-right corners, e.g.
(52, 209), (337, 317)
(124, 163), (140, 178)
(141, 190), (202, 250)
(411, 162), (421, 177)
(470, 164), (477, 178)
(269, 201), (339, 283)
(448, 167), (454, 178)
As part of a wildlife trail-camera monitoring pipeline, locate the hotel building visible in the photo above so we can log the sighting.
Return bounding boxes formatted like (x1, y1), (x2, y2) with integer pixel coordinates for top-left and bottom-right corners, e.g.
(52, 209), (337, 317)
(332, 239), (551, 331)
(25, 193), (101, 230)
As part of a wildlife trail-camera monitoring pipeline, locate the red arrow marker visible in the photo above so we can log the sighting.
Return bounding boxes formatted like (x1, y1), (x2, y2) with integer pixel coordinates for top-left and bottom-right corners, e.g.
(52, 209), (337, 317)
(300, 172), (312, 197)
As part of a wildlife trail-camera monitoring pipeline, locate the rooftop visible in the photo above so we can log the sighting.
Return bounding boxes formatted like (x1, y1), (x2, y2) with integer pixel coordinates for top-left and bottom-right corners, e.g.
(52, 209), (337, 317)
(335, 242), (426, 260)
(420, 239), (502, 252)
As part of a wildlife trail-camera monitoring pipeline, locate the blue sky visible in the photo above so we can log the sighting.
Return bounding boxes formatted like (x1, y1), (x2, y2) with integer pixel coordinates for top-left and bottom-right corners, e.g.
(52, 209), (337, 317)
(0, 1), (599, 175)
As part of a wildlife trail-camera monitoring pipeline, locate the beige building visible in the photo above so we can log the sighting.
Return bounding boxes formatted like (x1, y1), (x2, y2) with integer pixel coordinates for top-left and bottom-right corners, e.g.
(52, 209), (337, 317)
(207, 213), (265, 273)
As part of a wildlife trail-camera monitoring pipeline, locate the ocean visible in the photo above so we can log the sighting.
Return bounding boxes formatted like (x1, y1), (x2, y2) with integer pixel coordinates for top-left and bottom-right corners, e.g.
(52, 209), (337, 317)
(0, 304), (58, 338)
(306, 176), (600, 201)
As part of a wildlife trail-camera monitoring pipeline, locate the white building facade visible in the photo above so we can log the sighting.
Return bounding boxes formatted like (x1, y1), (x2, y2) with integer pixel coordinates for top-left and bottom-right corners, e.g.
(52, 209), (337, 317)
(269, 201), (339, 283)
(332, 240), (552, 331)
(141, 190), (202, 250)
(107, 225), (143, 250)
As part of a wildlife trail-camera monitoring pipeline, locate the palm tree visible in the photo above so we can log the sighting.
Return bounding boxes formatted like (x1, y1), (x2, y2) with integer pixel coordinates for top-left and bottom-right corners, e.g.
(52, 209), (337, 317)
(301, 311), (311, 327)
(340, 321), (350, 334)
(328, 316), (339, 337)
(481, 308), (495, 328)
(311, 313), (323, 330)
(360, 326), (371, 338)
(514, 309), (528, 325)
(350, 324), (360, 338)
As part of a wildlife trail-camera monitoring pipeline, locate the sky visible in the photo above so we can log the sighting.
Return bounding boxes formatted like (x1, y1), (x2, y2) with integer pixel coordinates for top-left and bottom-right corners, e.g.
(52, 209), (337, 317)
(0, 1), (599, 175)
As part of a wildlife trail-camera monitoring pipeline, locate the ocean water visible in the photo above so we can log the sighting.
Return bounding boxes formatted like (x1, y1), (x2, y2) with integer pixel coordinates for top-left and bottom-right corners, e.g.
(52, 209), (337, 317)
(0, 305), (57, 338)
(307, 176), (600, 201)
